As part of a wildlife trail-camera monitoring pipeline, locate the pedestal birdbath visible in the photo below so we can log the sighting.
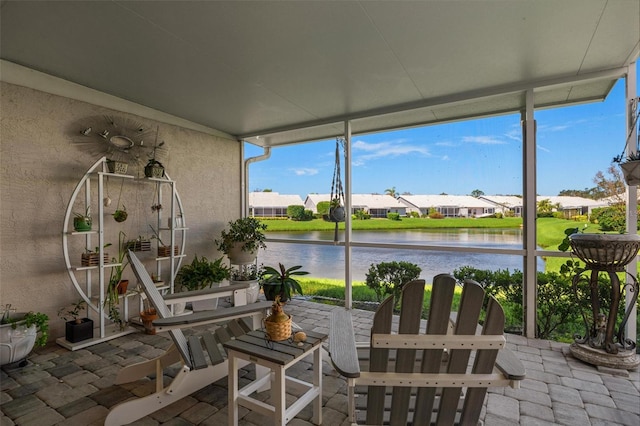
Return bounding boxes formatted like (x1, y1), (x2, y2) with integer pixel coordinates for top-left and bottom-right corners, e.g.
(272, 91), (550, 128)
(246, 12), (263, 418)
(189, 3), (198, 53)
(568, 233), (640, 369)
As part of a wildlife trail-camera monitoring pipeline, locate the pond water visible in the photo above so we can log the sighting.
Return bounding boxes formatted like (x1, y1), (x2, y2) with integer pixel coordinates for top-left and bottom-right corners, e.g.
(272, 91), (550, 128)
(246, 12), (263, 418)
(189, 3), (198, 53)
(259, 228), (545, 283)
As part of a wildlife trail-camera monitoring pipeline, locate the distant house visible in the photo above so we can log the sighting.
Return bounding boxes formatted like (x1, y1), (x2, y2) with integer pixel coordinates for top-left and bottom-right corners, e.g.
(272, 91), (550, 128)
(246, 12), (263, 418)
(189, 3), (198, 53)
(249, 192), (304, 217)
(304, 194), (407, 218)
(537, 196), (607, 218)
(479, 195), (524, 217)
(398, 195), (496, 218)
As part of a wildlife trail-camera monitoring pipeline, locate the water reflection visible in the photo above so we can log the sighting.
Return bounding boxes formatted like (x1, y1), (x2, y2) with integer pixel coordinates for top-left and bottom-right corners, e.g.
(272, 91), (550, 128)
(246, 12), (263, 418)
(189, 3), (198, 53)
(260, 229), (543, 283)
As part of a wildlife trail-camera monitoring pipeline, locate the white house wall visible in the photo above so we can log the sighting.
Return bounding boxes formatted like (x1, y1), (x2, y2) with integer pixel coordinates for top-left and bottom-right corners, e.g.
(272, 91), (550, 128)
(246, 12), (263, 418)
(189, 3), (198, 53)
(0, 82), (241, 341)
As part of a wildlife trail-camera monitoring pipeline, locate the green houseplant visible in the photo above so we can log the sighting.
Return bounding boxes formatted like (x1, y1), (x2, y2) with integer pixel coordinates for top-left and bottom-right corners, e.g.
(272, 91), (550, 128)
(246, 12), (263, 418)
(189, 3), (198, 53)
(105, 232), (128, 330)
(215, 217), (267, 263)
(261, 263), (308, 302)
(73, 207), (92, 232)
(176, 255), (230, 311)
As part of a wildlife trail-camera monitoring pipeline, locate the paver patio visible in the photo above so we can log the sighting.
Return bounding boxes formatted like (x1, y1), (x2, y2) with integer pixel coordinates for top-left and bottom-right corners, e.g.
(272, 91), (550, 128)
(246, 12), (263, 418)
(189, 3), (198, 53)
(1, 299), (639, 425)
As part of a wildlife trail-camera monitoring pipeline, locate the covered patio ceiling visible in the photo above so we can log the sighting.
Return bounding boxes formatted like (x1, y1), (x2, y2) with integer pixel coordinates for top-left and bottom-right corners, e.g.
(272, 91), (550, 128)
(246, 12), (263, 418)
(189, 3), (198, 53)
(1, 0), (639, 147)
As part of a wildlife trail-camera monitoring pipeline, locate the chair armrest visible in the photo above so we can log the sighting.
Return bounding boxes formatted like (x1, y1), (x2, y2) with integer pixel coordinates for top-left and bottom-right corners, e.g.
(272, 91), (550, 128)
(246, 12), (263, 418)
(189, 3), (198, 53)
(496, 347), (526, 381)
(164, 283), (250, 305)
(153, 301), (272, 331)
(329, 308), (360, 378)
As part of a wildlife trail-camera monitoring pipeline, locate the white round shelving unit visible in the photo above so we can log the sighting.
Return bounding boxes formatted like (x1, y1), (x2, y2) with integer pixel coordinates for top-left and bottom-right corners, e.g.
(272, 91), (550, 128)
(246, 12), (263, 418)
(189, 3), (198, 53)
(60, 157), (187, 350)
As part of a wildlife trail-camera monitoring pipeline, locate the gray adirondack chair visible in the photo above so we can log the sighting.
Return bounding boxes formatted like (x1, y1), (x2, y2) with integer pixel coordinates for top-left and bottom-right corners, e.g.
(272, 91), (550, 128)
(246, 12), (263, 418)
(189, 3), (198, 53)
(330, 274), (525, 425)
(105, 250), (272, 426)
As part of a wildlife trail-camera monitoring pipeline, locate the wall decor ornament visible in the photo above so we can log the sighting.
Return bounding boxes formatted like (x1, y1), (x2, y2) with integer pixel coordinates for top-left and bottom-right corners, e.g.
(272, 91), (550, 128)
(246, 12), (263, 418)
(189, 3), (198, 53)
(75, 117), (168, 173)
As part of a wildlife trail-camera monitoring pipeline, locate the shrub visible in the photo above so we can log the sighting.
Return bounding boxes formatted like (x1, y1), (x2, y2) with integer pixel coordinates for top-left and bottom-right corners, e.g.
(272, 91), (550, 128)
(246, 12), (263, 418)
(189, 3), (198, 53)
(316, 201), (330, 216)
(537, 212), (554, 218)
(353, 209), (371, 220)
(452, 262), (616, 341)
(387, 212), (401, 221)
(409, 211), (420, 218)
(503, 210), (515, 217)
(365, 261), (421, 307)
(571, 215), (588, 222)
(591, 206), (627, 232)
(287, 205), (313, 221)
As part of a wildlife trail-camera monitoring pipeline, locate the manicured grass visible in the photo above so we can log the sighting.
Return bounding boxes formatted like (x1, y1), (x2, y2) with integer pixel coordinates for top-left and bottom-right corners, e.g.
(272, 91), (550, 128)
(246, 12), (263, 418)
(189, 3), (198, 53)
(261, 217), (523, 232)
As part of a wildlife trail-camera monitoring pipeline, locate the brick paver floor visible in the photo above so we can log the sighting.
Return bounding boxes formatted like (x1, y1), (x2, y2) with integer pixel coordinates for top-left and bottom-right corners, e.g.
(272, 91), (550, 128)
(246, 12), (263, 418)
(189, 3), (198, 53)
(1, 299), (639, 425)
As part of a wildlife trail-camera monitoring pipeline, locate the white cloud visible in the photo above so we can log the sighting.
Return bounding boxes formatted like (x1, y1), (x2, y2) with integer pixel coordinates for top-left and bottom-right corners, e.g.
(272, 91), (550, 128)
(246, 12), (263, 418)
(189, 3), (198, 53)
(461, 135), (507, 145)
(352, 138), (430, 165)
(291, 168), (319, 176)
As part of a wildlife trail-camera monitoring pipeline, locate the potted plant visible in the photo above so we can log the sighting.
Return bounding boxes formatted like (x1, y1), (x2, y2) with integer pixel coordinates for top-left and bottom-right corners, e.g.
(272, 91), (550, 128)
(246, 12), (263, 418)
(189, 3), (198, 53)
(73, 207), (92, 232)
(113, 205), (128, 223)
(125, 235), (151, 252)
(105, 232), (128, 330)
(81, 243), (111, 267)
(230, 263), (263, 303)
(144, 159), (165, 178)
(106, 158), (128, 174)
(57, 300), (93, 343)
(613, 107), (640, 186)
(215, 217), (267, 264)
(135, 284), (159, 335)
(175, 255), (230, 311)
(149, 224), (179, 257)
(144, 139), (166, 178)
(1, 305), (49, 366)
(261, 263), (308, 302)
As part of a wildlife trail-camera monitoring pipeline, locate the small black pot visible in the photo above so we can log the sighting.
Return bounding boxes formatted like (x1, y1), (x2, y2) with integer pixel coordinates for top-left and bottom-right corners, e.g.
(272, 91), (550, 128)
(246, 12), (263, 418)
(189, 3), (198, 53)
(65, 318), (94, 343)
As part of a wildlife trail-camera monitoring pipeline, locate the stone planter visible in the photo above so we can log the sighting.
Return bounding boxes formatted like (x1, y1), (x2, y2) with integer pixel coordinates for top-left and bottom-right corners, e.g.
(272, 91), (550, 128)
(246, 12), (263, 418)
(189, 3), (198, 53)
(0, 316), (36, 366)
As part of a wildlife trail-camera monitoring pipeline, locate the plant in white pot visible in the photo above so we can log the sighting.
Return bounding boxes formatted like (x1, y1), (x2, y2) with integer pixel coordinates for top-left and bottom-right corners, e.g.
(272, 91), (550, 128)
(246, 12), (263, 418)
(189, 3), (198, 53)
(175, 255), (230, 311)
(229, 263), (264, 303)
(215, 217), (267, 264)
(1, 305), (49, 366)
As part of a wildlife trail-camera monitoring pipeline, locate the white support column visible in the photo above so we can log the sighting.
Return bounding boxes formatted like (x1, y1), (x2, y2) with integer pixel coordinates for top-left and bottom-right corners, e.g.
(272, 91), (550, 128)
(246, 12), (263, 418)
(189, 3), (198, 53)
(522, 89), (537, 338)
(625, 62), (638, 343)
(344, 121), (353, 309)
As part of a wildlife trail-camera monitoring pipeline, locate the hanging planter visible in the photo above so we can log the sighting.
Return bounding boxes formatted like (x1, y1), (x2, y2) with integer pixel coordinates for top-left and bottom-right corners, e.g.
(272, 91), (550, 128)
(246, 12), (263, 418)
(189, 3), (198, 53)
(106, 159), (129, 175)
(614, 97), (640, 186)
(619, 158), (640, 186)
(113, 207), (128, 223)
(144, 159), (165, 178)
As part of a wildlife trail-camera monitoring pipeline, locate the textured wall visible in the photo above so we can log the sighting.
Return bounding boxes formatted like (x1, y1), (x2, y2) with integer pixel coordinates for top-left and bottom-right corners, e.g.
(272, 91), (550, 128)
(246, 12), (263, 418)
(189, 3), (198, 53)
(0, 82), (241, 340)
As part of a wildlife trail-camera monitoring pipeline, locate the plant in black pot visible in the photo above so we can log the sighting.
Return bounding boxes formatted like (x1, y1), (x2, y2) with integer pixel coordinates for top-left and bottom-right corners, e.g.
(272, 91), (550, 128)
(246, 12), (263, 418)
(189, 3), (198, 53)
(58, 299), (93, 343)
(215, 217), (267, 264)
(261, 263), (308, 302)
(176, 255), (230, 311)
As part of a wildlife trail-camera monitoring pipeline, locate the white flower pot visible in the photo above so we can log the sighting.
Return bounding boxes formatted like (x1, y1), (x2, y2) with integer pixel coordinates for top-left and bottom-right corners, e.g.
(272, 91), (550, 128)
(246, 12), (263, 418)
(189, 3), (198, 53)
(0, 318), (37, 366)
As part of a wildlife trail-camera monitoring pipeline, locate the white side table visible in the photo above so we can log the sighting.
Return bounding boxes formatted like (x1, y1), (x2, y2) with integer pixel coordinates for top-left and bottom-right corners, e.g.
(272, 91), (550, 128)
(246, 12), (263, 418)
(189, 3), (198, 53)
(224, 329), (327, 425)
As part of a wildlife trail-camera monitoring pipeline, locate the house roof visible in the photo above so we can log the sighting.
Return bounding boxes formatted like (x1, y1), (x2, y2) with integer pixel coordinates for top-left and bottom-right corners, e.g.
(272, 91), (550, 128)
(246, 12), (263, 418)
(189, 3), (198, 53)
(249, 192), (304, 208)
(538, 196), (608, 208)
(479, 195), (525, 209)
(306, 194), (406, 210)
(399, 195), (497, 209)
(1, 1), (638, 147)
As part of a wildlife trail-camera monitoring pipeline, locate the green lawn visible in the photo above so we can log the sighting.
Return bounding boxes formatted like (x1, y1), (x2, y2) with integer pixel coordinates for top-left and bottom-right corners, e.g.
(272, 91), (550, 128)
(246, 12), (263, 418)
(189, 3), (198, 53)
(262, 217), (523, 232)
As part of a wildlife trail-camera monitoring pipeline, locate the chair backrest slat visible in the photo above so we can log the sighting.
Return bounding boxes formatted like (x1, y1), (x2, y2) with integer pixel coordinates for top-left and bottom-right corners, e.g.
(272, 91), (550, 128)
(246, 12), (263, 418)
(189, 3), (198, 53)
(460, 296), (505, 424)
(413, 274), (456, 425)
(436, 279), (485, 425)
(127, 250), (193, 369)
(366, 295), (394, 425)
(389, 279), (425, 425)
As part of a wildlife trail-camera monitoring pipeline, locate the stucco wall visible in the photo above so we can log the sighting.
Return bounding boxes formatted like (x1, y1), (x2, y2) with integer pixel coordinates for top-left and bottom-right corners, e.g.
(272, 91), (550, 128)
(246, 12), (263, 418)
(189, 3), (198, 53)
(0, 82), (241, 340)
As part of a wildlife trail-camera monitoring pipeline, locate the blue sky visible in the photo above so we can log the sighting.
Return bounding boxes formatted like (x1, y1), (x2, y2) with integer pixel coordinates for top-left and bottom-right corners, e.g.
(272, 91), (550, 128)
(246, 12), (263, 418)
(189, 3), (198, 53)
(246, 69), (637, 199)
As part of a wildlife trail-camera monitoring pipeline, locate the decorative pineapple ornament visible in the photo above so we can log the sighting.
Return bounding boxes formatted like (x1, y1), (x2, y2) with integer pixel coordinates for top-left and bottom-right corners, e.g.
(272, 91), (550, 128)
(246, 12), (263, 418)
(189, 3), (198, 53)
(265, 296), (292, 341)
